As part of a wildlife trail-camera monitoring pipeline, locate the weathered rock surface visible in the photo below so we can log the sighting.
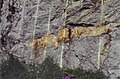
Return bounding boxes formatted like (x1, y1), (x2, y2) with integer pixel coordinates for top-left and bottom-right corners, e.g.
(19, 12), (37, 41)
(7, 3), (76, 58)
(0, 0), (120, 78)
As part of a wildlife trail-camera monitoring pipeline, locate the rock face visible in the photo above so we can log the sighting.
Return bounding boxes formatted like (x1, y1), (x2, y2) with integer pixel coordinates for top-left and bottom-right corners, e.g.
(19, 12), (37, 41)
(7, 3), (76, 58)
(0, 0), (120, 78)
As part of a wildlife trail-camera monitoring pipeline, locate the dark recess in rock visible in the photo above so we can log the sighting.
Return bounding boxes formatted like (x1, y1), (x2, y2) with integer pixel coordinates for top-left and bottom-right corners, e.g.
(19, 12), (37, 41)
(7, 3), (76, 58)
(0, 0), (3, 22)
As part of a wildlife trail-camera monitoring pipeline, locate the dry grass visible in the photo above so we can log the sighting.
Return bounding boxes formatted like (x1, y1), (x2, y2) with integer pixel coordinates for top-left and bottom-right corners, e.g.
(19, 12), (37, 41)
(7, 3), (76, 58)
(97, 37), (104, 69)
(43, 7), (52, 58)
(32, 0), (40, 42)
(59, 0), (69, 68)
(31, 0), (40, 58)
(97, 0), (105, 70)
(29, 23), (120, 58)
(18, 0), (26, 36)
(57, 27), (70, 42)
(28, 0), (120, 69)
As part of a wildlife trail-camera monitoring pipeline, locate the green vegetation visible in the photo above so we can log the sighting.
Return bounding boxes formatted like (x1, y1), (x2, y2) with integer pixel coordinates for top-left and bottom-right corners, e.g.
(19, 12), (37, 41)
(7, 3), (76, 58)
(1, 54), (107, 79)
(117, 76), (120, 79)
(64, 68), (107, 79)
(1, 55), (63, 79)
(1, 54), (30, 79)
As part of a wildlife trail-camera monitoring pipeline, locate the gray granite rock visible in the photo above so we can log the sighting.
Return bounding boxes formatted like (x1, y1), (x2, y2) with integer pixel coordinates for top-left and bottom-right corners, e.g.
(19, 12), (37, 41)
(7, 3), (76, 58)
(0, 0), (120, 78)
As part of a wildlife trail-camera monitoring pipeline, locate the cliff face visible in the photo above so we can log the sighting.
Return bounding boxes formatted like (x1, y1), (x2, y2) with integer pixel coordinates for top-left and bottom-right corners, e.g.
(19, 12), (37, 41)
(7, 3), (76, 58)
(0, 0), (120, 78)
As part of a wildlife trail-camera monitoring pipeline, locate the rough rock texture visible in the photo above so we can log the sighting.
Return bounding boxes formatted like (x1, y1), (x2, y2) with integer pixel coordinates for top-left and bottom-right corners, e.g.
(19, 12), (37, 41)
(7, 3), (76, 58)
(0, 0), (120, 78)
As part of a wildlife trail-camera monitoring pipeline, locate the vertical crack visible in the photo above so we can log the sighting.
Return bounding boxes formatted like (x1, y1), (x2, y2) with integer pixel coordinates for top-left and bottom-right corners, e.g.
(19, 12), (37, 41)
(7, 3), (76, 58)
(0, 0), (3, 22)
